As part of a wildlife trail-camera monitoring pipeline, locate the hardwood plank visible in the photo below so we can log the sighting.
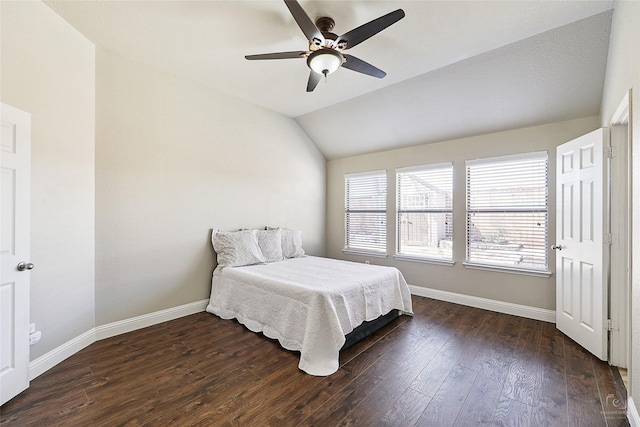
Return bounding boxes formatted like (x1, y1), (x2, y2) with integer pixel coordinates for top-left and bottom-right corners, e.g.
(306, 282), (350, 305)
(415, 364), (478, 426)
(133, 367), (261, 425)
(336, 407), (386, 427)
(408, 304), (485, 398)
(266, 368), (354, 426)
(159, 362), (304, 425)
(0, 390), (90, 426)
(454, 347), (511, 426)
(229, 368), (325, 426)
(76, 367), (209, 425)
(345, 347), (438, 420)
(493, 395), (531, 427)
(301, 357), (397, 425)
(530, 322), (569, 427)
(379, 326), (431, 365)
(0, 361), (94, 416)
(514, 317), (543, 356)
(458, 309), (507, 372)
(396, 299), (462, 340)
(564, 337), (608, 427)
(501, 353), (540, 406)
(378, 387), (432, 426)
(195, 335), (293, 378)
(494, 313), (525, 353)
(530, 393), (570, 427)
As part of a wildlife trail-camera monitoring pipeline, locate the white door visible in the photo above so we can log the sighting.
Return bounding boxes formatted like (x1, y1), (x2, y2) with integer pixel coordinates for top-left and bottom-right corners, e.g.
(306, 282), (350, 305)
(1, 103), (31, 405)
(555, 128), (606, 361)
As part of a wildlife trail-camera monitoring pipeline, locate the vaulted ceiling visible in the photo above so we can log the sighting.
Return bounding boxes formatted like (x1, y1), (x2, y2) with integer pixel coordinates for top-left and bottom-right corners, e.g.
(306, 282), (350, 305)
(46, 0), (614, 159)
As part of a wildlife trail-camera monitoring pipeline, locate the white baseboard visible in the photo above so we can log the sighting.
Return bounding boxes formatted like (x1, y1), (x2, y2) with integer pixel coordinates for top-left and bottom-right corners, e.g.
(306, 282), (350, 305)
(95, 299), (209, 340)
(409, 285), (556, 323)
(29, 329), (95, 381)
(29, 299), (209, 380)
(629, 397), (640, 427)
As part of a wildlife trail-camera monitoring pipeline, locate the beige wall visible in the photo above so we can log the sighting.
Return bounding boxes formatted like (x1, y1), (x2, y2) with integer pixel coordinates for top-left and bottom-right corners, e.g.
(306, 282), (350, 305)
(1, 1), (326, 359)
(1, 1), (96, 360)
(327, 117), (599, 311)
(601, 0), (640, 408)
(95, 49), (326, 325)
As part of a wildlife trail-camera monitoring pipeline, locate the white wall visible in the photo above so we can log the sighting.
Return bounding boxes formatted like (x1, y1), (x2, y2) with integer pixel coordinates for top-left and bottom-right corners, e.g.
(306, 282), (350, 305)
(95, 49), (326, 325)
(0, 1), (96, 360)
(600, 0), (640, 409)
(327, 117), (599, 311)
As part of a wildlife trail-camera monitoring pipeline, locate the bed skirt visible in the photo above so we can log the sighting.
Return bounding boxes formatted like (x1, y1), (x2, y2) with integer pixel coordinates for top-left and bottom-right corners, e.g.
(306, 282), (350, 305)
(341, 309), (401, 351)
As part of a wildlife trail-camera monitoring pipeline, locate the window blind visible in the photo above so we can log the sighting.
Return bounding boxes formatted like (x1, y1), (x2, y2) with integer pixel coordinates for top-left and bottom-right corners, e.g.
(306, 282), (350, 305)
(466, 152), (548, 271)
(397, 163), (453, 260)
(345, 171), (387, 254)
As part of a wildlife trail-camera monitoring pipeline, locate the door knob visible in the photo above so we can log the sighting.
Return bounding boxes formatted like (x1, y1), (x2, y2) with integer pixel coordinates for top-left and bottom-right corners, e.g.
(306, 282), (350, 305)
(551, 245), (563, 251)
(17, 262), (34, 271)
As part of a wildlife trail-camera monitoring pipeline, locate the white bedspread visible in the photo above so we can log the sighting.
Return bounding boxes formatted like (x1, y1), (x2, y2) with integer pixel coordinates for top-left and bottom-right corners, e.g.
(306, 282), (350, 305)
(206, 256), (413, 376)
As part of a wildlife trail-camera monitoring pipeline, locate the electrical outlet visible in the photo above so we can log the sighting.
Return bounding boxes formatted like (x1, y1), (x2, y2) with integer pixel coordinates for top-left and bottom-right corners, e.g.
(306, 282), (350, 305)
(29, 323), (36, 334)
(29, 331), (42, 346)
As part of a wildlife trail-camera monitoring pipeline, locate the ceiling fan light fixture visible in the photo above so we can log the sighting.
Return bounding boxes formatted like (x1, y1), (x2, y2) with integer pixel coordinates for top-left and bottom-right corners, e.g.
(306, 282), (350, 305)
(307, 49), (343, 76)
(245, 1), (405, 92)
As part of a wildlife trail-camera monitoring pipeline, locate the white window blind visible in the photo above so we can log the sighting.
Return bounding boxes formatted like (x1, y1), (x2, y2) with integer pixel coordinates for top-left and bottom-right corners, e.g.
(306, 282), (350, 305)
(345, 171), (387, 254)
(397, 163), (453, 261)
(466, 152), (548, 271)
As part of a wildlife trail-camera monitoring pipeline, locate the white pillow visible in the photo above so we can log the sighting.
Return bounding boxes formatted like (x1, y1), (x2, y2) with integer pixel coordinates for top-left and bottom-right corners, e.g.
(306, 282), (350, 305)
(281, 229), (305, 258)
(212, 229), (266, 267)
(256, 229), (283, 262)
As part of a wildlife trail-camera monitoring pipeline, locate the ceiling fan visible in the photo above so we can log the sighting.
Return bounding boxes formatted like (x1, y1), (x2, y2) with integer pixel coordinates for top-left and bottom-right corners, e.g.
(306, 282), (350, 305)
(245, 0), (405, 92)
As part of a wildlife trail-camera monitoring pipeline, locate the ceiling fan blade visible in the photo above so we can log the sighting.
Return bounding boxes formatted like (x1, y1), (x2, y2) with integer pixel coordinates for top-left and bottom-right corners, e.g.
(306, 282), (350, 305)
(307, 71), (321, 92)
(341, 54), (386, 78)
(336, 9), (405, 50)
(284, 0), (324, 46)
(245, 51), (307, 60)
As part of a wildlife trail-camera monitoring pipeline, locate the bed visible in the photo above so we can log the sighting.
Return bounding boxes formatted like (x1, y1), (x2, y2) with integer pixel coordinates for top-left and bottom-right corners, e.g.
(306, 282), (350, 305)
(206, 229), (413, 376)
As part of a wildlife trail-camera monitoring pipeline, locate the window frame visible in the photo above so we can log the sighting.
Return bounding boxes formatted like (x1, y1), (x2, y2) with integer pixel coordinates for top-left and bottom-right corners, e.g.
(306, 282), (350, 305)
(395, 163), (454, 265)
(343, 170), (388, 257)
(464, 151), (551, 277)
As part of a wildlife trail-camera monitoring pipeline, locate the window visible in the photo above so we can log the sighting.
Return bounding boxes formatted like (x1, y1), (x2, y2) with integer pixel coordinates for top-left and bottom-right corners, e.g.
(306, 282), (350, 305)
(466, 152), (549, 273)
(344, 171), (387, 255)
(396, 163), (453, 262)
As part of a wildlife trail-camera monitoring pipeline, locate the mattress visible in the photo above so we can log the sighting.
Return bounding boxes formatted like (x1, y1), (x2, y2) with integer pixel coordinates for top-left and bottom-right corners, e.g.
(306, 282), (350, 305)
(206, 256), (413, 376)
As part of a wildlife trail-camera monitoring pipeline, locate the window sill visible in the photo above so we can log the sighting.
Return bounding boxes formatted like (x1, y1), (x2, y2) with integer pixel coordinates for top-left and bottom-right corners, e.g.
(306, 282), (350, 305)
(393, 255), (454, 267)
(463, 262), (552, 278)
(342, 249), (388, 259)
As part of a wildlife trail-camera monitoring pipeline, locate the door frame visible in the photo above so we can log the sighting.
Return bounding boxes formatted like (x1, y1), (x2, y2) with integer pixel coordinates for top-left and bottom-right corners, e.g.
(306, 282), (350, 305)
(608, 90), (631, 369)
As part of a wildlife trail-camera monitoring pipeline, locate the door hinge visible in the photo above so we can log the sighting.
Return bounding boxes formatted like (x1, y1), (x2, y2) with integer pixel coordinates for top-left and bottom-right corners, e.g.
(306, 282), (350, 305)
(607, 146), (614, 159)
(607, 319), (617, 332)
(608, 233), (615, 245)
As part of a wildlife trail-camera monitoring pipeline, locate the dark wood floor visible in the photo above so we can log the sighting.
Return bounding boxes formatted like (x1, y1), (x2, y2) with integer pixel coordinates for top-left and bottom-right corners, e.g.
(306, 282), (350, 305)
(1, 296), (630, 426)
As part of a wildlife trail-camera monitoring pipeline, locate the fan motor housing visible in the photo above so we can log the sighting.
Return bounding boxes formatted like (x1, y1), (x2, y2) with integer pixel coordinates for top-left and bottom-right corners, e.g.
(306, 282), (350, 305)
(315, 16), (335, 32)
